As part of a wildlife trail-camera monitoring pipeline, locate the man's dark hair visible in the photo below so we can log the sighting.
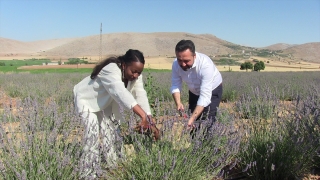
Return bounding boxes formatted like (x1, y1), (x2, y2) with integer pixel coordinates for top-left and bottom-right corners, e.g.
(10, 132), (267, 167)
(90, 49), (145, 79)
(175, 40), (196, 54)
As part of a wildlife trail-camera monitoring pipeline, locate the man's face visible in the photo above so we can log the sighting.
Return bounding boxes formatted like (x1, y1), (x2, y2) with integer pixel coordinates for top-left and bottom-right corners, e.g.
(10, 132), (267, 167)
(176, 49), (195, 71)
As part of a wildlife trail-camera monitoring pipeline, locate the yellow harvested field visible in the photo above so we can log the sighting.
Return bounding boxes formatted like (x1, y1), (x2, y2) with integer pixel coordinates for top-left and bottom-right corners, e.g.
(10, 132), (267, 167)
(5, 55), (320, 72)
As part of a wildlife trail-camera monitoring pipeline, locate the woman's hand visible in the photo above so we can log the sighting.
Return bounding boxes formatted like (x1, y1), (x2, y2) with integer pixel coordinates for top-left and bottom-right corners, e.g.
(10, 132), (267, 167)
(139, 117), (150, 129)
(134, 115), (160, 141)
(149, 123), (160, 141)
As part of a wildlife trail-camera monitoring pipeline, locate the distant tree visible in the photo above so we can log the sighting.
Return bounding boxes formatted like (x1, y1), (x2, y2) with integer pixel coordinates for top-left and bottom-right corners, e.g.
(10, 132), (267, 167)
(254, 61), (265, 71)
(66, 58), (81, 64)
(240, 61), (253, 72)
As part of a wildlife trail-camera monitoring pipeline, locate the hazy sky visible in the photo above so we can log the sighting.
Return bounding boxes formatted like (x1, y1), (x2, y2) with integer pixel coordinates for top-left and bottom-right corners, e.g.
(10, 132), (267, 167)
(0, 0), (319, 47)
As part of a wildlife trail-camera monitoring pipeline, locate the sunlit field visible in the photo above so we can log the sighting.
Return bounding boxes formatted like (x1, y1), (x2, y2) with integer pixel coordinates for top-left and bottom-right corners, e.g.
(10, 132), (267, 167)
(2, 56), (320, 73)
(0, 70), (319, 179)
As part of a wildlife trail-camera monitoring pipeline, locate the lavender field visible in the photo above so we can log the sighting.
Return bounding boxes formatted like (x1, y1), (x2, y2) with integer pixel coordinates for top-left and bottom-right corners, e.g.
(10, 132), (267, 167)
(0, 71), (319, 179)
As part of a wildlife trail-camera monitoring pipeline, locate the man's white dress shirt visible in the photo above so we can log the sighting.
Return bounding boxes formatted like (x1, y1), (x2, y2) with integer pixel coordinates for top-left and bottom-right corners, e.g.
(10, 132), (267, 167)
(170, 52), (222, 107)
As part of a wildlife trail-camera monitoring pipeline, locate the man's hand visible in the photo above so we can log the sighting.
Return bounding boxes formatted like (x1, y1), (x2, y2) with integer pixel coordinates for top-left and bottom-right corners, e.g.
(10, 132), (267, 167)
(178, 109), (188, 118)
(176, 102), (185, 112)
(172, 92), (184, 112)
(187, 117), (196, 130)
(186, 106), (204, 130)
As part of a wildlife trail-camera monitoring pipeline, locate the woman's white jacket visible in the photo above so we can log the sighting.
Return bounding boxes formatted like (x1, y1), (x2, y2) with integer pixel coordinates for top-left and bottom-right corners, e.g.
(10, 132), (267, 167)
(73, 63), (151, 119)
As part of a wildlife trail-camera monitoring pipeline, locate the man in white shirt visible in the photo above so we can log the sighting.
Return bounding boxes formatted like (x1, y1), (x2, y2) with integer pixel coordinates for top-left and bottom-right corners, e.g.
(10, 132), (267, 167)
(170, 40), (223, 132)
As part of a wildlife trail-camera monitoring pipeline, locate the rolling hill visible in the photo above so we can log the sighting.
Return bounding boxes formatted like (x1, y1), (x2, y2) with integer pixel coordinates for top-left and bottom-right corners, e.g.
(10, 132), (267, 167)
(0, 32), (319, 63)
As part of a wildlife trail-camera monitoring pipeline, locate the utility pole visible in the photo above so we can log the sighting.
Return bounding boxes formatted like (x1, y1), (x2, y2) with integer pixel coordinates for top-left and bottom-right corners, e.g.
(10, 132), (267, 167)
(99, 23), (102, 61)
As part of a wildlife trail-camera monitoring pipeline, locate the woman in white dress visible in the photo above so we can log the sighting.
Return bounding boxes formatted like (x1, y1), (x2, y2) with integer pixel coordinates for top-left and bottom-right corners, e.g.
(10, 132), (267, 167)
(73, 49), (159, 179)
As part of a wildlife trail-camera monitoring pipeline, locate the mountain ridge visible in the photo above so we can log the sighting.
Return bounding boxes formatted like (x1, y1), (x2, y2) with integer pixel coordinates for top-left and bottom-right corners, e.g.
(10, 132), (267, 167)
(1, 32), (319, 63)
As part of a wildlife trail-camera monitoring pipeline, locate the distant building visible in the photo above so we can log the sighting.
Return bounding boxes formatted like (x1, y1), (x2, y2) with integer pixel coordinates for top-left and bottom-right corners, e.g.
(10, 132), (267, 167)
(42, 62), (62, 65)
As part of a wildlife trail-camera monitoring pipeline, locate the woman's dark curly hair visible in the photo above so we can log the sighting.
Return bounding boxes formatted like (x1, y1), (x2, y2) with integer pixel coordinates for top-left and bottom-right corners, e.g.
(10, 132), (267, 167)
(90, 49), (145, 79)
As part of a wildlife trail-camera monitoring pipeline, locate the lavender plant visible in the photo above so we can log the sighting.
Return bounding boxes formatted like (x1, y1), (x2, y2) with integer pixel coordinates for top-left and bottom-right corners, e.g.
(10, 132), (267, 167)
(0, 98), (83, 179)
(0, 73), (86, 105)
(0, 71), (319, 179)
(143, 68), (161, 117)
(219, 71), (320, 102)
(108, 113), (240, 180)
(234, 86), (278, 120)
(236, 89), (320, 179)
